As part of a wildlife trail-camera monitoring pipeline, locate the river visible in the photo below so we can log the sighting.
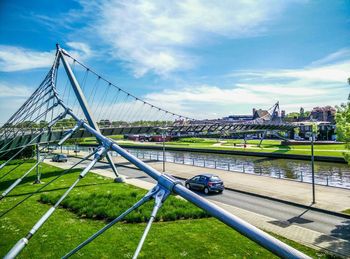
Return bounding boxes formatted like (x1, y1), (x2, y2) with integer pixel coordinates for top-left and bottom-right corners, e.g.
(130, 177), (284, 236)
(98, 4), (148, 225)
(61, 145), (350, 189)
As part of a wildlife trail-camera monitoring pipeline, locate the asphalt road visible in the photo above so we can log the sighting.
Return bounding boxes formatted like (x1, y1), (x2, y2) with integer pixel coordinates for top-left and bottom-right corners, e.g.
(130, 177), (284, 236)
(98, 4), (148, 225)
(67, 157), (350, 241)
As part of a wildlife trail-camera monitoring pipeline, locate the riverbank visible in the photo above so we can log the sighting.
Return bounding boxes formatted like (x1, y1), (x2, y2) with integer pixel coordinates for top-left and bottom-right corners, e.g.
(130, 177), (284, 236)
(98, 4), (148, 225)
(79, 141), (347, 163)
(121, 144), (347, 163)
(56, 149), (350, 214)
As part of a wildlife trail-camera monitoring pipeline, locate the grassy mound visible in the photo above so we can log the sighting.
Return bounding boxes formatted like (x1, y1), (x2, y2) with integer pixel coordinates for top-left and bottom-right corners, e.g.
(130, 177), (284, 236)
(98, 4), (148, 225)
(40, 183), (209, 223)
(0, 161), (337, 258)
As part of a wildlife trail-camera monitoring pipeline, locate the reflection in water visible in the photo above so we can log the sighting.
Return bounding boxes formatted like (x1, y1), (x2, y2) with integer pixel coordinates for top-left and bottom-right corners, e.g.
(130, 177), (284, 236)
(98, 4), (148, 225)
(62, 146), (350, 189)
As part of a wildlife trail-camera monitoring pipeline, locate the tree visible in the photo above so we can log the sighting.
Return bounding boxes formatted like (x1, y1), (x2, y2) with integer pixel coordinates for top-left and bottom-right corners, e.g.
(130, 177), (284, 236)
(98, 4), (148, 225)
(335, 97), (350, 163)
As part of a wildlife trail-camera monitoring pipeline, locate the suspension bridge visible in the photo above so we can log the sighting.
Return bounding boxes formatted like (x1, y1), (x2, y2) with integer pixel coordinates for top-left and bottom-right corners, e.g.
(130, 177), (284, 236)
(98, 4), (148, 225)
(0, 45), (308, 258)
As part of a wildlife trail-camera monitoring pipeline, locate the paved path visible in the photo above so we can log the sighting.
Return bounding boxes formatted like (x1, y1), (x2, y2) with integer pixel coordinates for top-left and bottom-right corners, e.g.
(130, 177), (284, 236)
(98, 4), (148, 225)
(45, 155), (350, 257)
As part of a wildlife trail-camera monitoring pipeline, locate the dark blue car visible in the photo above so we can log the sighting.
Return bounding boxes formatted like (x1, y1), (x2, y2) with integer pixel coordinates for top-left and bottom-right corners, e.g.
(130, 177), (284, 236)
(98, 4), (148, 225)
(185, 174), (224, 194)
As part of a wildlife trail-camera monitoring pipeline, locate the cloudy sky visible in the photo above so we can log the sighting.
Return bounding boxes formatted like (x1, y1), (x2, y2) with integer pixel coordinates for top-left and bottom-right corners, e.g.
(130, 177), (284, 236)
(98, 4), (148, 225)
(0, 0), (349, 122)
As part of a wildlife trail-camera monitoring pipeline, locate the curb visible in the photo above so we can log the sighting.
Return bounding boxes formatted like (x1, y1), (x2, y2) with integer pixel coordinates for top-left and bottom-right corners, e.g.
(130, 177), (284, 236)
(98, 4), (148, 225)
(69, 154), (350, 220)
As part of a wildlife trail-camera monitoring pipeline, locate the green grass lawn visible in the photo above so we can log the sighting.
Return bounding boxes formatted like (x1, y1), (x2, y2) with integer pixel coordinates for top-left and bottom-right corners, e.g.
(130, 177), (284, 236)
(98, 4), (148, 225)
(342, 209), (350, 215)
(112, 138), (347, 158)
(39, 181), (209, 223)
(78, 136), (347, 158)
(0, 160), (337, 258)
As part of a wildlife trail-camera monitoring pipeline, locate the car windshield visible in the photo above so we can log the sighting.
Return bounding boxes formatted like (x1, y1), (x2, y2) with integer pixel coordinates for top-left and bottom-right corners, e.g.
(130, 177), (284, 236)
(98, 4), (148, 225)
(210, 176), (221, 182)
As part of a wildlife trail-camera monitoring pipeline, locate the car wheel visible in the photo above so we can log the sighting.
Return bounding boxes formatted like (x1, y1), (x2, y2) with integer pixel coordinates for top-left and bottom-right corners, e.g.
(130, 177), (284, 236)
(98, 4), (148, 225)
(204, 187), (209, 195)
(185, 183), (190, 189)
(218, 190), (223, 194)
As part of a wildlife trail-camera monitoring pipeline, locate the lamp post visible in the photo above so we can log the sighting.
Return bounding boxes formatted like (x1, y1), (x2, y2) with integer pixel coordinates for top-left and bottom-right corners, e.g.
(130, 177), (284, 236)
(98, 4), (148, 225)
(34, 143), (41, 184)
(159, 127), (168, 172)
(311, 132), (315, 204)
(311, 123), (317, 204)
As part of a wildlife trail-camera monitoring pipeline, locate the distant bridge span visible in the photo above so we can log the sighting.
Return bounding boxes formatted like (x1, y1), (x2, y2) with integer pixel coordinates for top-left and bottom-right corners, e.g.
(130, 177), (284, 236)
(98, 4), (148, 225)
(0, 122), (294, 153)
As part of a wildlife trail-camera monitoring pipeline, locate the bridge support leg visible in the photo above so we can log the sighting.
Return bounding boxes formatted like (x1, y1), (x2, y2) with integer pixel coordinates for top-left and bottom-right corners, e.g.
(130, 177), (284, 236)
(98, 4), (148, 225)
(58, 46), (125, 183)
(106, 152), (124, 183)
(258, 130), (267, 147)
(34, 144), (41, 184)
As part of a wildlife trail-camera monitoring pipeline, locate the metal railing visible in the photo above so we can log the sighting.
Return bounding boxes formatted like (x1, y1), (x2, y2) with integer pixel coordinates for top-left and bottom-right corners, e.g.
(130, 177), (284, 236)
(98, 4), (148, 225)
(122, 149), (350, 189)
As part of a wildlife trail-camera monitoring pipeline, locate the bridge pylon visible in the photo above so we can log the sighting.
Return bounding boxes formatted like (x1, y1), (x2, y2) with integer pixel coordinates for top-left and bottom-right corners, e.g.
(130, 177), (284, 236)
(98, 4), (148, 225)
(57, 44), (124, 183)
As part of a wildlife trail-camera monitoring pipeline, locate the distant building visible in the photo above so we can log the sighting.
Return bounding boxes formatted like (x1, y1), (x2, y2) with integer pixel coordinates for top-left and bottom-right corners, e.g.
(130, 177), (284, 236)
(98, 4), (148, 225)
(293, 121), (336, 141)
(310, 106), (336, 123)
(98, 119), (112, 127)
(222, 108), (272, 122)
(222, 115), (253, 121)
(252, 108), (270, 120)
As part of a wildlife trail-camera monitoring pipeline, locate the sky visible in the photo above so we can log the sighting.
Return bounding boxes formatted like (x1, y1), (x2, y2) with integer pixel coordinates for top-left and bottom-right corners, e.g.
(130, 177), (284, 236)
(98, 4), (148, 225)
(0, 0), (349, 123)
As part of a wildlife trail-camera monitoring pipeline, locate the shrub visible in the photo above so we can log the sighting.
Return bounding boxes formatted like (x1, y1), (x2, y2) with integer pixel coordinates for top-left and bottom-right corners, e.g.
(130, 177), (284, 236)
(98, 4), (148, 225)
(39, 184), (210, 223)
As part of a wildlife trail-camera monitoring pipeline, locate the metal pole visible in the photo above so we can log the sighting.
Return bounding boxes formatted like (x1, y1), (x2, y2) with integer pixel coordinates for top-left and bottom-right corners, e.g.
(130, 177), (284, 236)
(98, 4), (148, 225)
(132, 188), (169, 259)
(64, 113), (310, 259)
(63, 186), (159, 258)
(162, 133), (165, 172)
(311, 134), (315, 204)
(0, 130), (45, 170)
(34, 143), (41, 184)
(258, 130), (266, 147)
(58, 46), (123, 182)
(4, 147), (107, 259)
(173, 184), (309, 259)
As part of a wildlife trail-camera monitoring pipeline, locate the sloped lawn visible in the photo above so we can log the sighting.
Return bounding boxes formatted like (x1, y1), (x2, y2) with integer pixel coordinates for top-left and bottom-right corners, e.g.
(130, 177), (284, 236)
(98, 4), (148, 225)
(0, 160), (337, 258)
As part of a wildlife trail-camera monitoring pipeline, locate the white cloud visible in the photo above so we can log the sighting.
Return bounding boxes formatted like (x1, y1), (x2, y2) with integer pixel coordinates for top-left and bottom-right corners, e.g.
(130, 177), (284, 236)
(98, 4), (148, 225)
(311, 48), (350, 66)
(143, 85), (272, 119)
(0, 82), (32, 97)
(0, 83), (33, 124)
(225, 49), (350, 112)
(77, 0), (294, 77)
(145, 85), (269, 105)
(255, 62), (350, 84)
(141, 49), (349, 118)
(0, 42), (93, 72)
(66, 41), (93, 60)
(232, 48), (350, 84)
(0, 46), (54, 72)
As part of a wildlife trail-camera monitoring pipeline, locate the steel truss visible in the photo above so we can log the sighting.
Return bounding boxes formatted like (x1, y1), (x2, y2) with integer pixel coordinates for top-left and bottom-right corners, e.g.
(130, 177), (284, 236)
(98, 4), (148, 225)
(1, 46), (309, 259)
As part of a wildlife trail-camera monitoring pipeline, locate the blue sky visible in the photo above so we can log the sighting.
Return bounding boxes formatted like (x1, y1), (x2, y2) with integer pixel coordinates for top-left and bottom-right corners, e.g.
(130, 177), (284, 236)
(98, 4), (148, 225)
(0, 0), (349, 123)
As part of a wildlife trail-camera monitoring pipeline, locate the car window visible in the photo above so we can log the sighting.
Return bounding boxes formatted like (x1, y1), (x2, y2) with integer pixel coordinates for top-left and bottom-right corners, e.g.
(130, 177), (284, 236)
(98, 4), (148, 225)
(210, 176), (221, 182)
(192, 176), (200, 182)
(199, 176), (207, 182)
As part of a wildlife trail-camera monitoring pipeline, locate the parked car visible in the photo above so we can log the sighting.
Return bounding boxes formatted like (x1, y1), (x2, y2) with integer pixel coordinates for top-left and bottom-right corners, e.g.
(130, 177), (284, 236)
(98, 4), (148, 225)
(185, 174), (224, 194)
(52, 154), (68, 162)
